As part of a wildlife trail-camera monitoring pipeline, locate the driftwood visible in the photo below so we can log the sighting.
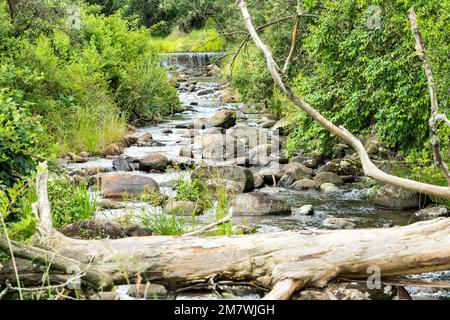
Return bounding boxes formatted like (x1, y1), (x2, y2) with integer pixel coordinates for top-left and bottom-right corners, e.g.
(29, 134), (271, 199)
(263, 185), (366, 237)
(238, 0), (450, 199)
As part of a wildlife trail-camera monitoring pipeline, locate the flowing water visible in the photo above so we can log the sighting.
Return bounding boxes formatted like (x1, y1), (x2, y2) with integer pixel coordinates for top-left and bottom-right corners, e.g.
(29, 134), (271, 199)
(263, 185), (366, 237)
(66, 52), (449, 300)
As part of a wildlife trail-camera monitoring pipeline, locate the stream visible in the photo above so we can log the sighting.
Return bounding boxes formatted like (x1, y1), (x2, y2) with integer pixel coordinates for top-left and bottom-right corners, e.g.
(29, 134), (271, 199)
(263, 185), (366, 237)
(65, 52), (449, 300)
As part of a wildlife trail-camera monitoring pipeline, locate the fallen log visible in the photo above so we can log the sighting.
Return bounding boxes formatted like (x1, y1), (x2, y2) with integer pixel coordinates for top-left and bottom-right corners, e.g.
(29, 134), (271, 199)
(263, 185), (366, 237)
(2, 217), (448, 299)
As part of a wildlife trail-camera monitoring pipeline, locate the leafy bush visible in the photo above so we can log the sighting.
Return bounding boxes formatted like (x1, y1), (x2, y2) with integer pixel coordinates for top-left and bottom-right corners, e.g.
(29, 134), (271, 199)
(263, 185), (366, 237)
(0, 90), (48, 187)
(174, 176), (213, 210)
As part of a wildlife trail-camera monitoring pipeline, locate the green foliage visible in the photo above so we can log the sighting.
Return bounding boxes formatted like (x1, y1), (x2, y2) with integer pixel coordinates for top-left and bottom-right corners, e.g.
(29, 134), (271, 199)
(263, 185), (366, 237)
(0, 90), (48, 187)
(139, 211), (187, 235)
(174, 175), (213, 210)
(47, 176), (97, 229)
(149, 27), (225, 52)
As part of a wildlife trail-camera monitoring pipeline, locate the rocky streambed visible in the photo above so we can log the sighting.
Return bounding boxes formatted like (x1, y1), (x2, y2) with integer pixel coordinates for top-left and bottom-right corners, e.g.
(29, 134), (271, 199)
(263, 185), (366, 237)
(60, 53), (449, 300)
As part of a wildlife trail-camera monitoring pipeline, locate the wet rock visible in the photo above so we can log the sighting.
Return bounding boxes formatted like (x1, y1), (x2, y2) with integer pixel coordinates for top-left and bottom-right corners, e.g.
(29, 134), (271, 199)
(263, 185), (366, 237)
(169, 156), (196, 169)
(103, 143), (122, 156)
(253, 174), (265, 189)
(374, 185), (423, 210)
(278, 163), (313, 187)
(162, 129), (173, 134)
(314, 172), (344, 187)
(297, 204), (314, 216)
(139, 153), (170, 172)
(328, 282), (397, 300)
(113, 155), (132, 172)
(248, 144), (272, 166)
(317, 158), (362, 176)
(207, 179), (243, 196)
(181, 129), (198, 138)
(322, 217), (357, 229)
(163, 199), (203, 216)
(297, 289), (329, 300)
(226, 125), (268, 144)
(70, 175), (86, 185)
(122, 134), (138, 147)
(79, 151), (89, 158)
(84, 167), (109, 177)
(97, 199), (125, 210)
(257, 166), (285, 185)
(414, 205), (449, 218)
(203, 127), (223, 135)
(179, 146), (194, 158)
(193, 165), (254, 192)
(197, 88), (214, 96)
(89, 292), (120, 300)
(259, 120), (277, 128)
(289, 155), (320, 169)
(101, 173), (159, 198)
(320, 182), (339, 192)
(59, 220), (126, 239)
(175, 123), (194, 129)
(124, 225), (154, 237)
(68, 152), (87, 163)
(138, 132), (153, 142)
(232, 192), (291, 216)
(290, 179), (316, 190)
(272, 118), (289, 135)
(340, 175), (356, 183)
(194, 118), (209, 129)
(195, 134), (244, 161)
(127, 283), (167, 300)
(208, 109), (236, 129)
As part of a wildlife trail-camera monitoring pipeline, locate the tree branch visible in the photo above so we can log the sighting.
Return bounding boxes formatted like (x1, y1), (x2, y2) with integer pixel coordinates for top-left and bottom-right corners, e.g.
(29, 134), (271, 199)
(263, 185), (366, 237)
(408, 8), (450, 185)
(283, 0), (302, 74)
(238, 0), (450, 199)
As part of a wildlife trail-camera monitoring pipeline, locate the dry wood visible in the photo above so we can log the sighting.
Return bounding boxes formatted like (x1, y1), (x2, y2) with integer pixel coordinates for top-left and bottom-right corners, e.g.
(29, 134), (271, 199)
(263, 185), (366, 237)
(238, 0), (450, 199)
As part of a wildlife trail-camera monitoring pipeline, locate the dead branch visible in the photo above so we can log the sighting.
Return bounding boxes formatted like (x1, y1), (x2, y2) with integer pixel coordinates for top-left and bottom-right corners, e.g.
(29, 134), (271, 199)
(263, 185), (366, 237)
(408, 8), (450, 184)
(238, 0), (450, 199)
(283, 0), (302, 74)
(182, 214), (231, 237)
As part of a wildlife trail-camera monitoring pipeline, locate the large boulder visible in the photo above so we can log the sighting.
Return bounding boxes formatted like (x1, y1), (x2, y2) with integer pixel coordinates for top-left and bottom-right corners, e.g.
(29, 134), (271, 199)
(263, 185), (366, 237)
(195, 134), (244, 161)
(232, 192), (291, 216)
(314, 172), (344, 187)
(164, 199), (203, 216)
(248, 144), (272, 166)
(322, 217), (357, 229)
(193, 165), (254, 192)
(226, 125), (268, 144)
(207, 109), (236, 129)
(257, 166), (285, 185)
(374, 185), (424, 210)
(112, 155), (132, 172)
(290, 179), (316, 190)
(138, 153), (170, 172)
(179, 146), (194, 158)
(278, 162), (313, 187)
(289, 155), (321, 169)
(101, 173), (159, 198)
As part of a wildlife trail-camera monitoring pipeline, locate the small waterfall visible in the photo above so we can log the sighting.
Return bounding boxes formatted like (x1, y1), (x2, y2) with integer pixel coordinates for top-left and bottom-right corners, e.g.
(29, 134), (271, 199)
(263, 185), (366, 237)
(161, 52), (223, 69)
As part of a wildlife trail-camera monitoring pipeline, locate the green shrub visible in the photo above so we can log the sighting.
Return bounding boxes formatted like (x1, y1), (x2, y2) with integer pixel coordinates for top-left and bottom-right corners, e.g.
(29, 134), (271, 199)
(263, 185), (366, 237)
(47, 176), (97, 229)
(174, 176), (214, 210)
(0, 90), (48, 187)
(139, 212), (187, 235)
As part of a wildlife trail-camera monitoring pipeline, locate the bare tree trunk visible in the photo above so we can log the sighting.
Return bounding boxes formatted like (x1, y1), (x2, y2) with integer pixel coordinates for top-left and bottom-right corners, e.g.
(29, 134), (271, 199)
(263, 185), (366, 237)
(238, 0), (450, 199)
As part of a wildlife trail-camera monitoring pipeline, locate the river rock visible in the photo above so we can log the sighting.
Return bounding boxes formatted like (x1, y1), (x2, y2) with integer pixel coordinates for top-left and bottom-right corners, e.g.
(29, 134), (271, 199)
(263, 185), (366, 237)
(374, 185), (423, 210)
(138, 132), (153, 142)
(193, 165), (254, 192)
(207, 109), (236, 129)
(89, 292), (120, 300)
(248, 144), (272, 166)
(278, 163), (313, 187)
(179, 146), (194, 158)
(257, 166), (285, 185)
(59, 220), (127, 239)
(322, 217), (357, 229)
(181, 129), (198, 138)
(164, 199), (203, 216)
(197, 88), (214, 96)
(232, 192), (291, 216)
(162, 129), (173, 134)
(207, 179), (243, 196)
(203, 127), (223, 135)
(259, 120), (277, 128)
(317, 158), (362, 176)
(195, 134), (244, 161)
(124, 225), (154, 237)
(297, 205), (314, 215)
(68, 152), (87, 163)
(127, 283), (167, 300)
(194, 118), (209, 129)
(113, 155), (132, 172)
(327, 282), (397, 300)
(290, 179), (316, 190)
(289, 155), (320, 169)
(226, 125), (268, 144)
(253, 174), (265, 189)
(122, 134), (138, 147)
(85, 166), (109, 176)
(97, 199), (125, 210)
(79, 151), (89, 158)
(139, 153), (170, 172)
(320, 183), (339, 192)
(101, 173), (159, 198)
(103, 143), (122, 156)
(414, 205), (449, 218)
(272, 118), (289, 135)
(314, 172), (344, 187)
